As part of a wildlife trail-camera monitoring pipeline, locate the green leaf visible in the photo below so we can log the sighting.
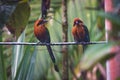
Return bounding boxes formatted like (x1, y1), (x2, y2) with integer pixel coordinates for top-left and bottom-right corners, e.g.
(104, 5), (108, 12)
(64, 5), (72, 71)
(26, 48), (37, 80)
(20, 0), (29, 3)
(12, 30), (25, 79)
(0, 34), (7, 80)
(33, 46), (51, 80)
(14, 46), (35, 80)
(6, 2), (30, 38)
(98, 11), (120, 26)
(79, 43), (116, 70)
(12, 31), (36, 80)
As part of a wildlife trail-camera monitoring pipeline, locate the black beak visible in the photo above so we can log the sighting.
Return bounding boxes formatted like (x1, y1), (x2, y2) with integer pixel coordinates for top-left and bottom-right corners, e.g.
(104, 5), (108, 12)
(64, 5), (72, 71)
(37, 20), (48, 26)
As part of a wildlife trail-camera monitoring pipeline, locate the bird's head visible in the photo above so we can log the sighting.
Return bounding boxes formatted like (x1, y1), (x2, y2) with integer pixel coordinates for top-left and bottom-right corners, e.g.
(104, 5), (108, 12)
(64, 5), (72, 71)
(37, 18), (48, 26)
(73, 18), (83, 26)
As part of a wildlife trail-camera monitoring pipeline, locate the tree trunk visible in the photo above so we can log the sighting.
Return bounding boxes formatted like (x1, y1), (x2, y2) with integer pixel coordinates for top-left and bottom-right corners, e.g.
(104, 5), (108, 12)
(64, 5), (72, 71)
(62, 0), (69, 80)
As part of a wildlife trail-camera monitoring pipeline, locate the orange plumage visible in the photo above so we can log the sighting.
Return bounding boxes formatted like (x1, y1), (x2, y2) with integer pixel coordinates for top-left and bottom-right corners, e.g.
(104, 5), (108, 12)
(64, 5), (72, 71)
(34, 19), (50, 43)
(34, 18), (59, 72)
(72, 18), (90, 42)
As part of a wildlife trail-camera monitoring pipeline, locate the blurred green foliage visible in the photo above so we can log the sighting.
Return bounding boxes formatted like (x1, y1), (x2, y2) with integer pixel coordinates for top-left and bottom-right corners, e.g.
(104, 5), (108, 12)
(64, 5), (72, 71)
(6, 2), (30, 38)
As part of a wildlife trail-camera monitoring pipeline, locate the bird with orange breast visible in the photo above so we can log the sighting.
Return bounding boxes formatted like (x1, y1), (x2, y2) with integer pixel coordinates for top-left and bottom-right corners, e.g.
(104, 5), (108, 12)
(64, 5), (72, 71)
(72, 18), (90, 51)
(34, 18), (59, 72)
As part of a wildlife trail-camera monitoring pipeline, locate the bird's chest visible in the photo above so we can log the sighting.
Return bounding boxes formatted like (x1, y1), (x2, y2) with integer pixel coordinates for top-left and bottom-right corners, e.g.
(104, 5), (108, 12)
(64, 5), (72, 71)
(34, 26), (47, 38)
(76, 26), (85, 38)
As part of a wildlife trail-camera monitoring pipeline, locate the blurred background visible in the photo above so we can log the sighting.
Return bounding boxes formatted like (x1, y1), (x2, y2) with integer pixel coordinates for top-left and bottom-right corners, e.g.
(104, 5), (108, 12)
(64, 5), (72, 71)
(0, 0), (120, 80)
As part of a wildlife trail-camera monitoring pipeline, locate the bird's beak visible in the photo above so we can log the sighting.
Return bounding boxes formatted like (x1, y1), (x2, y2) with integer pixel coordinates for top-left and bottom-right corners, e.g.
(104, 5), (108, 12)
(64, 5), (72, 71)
(75, 21), (80, 25)
(75, 21), (78, 24)
(43, 20), (48, 24)
(37, 19), (48, 26)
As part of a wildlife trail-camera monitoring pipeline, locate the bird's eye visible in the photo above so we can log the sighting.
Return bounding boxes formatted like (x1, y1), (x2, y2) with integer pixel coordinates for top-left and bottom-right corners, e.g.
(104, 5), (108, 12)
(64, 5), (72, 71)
(37, 21), (43, 26)
(78, 20), (82, 23)
(76, 21), (79, 23)
(75, 20), (80, 24)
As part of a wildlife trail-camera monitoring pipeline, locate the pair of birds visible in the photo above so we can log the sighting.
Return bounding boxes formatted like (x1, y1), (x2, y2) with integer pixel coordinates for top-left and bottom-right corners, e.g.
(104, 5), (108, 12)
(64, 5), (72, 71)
(34, 18), (90, 72)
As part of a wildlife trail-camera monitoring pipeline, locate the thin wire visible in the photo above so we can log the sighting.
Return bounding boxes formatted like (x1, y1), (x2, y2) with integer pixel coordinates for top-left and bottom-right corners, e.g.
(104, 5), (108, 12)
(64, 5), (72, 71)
(0, 41), (107, 45)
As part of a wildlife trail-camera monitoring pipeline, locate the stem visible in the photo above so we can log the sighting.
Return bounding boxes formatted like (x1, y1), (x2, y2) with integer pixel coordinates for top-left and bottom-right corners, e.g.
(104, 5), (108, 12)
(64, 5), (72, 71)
(0, 31), (7, 80)
(62, 0), (69, 80)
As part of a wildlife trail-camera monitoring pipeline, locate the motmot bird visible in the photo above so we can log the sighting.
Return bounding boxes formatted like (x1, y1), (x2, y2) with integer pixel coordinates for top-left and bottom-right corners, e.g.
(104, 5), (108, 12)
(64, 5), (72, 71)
(72, 18), (90, 52)
(34, 18), (59, 72)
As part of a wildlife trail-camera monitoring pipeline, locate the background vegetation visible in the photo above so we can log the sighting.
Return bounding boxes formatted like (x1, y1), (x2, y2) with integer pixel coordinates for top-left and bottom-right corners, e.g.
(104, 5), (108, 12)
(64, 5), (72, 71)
(0, 0), (120, 80)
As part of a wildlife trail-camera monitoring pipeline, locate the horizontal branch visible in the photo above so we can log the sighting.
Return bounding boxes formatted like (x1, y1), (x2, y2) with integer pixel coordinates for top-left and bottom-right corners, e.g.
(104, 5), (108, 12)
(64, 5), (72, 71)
(0, 41), (107, 46)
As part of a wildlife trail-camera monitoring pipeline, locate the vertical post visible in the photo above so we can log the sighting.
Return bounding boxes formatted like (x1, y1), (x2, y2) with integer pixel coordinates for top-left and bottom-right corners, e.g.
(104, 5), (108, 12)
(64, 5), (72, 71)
(105, 0), (120, 80)
(105, 0), (113, 80)
(104, 0), (113, 42)
(62, 0), (68, 80)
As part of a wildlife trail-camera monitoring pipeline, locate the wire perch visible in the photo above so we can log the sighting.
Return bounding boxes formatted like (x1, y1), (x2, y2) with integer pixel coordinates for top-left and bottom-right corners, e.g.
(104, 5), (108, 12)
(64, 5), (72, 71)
(0, 41), (107, 45)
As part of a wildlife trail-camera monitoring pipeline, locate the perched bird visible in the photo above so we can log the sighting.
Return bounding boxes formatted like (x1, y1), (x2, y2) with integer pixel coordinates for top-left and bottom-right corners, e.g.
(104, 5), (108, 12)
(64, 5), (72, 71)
(72, 18), (90, 51)
(34, 18), (59, 72)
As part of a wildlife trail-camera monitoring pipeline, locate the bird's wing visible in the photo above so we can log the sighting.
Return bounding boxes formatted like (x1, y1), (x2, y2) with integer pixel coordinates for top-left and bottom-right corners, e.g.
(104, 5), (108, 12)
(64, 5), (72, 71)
(83, 25), (90, 42)
(45, 27), (51, 43)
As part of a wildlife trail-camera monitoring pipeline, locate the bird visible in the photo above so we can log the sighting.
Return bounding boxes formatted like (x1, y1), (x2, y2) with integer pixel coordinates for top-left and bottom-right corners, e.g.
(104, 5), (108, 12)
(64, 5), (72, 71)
(34, 18), (59, 72)
(72, 18), (90, 51)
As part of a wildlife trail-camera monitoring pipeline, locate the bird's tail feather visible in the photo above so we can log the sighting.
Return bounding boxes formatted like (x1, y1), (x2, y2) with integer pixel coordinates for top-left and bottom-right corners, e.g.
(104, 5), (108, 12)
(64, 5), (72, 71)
(83, 45), (88, 54)
(46, 45), (59, 72)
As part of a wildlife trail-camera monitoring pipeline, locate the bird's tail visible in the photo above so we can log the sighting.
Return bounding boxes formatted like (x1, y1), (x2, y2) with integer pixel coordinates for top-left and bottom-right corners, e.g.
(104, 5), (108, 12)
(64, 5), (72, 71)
(46, 45), (59, 72)
(83, 45), (87, 53)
